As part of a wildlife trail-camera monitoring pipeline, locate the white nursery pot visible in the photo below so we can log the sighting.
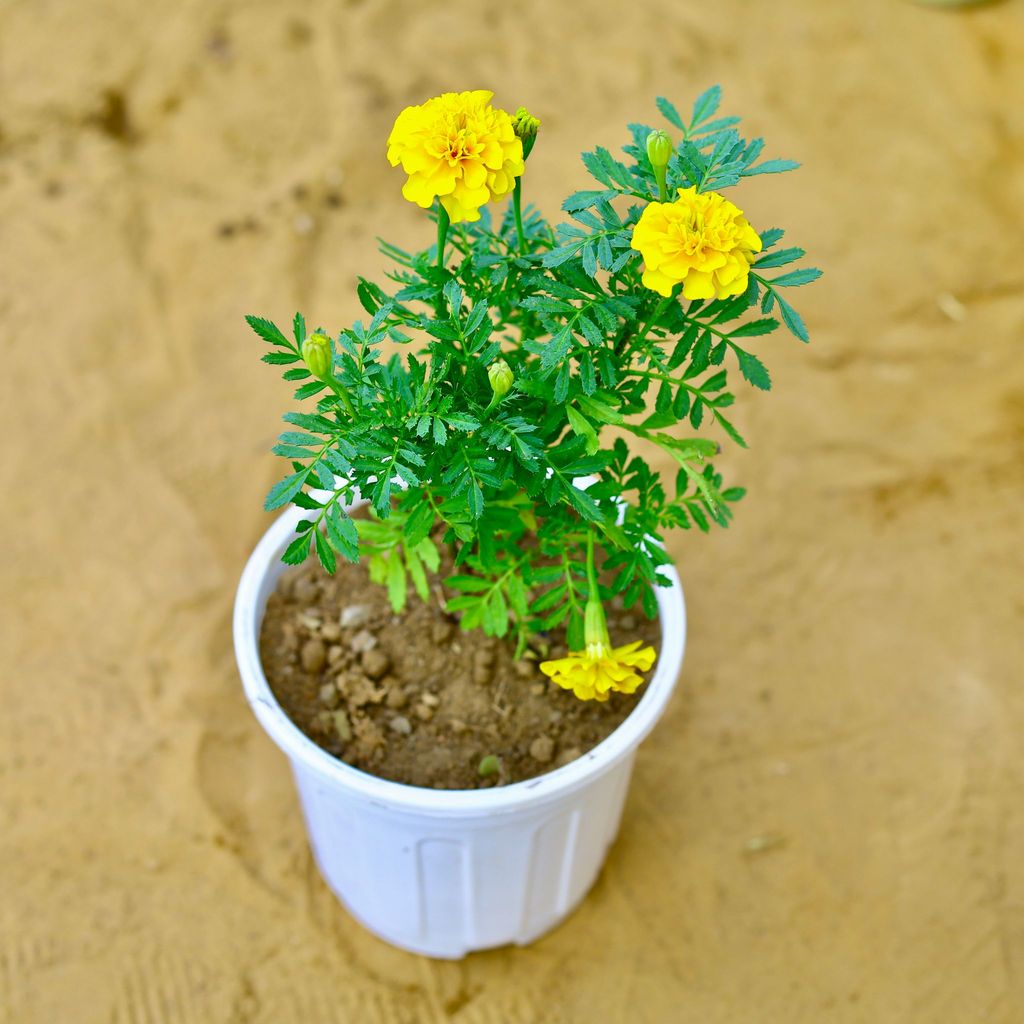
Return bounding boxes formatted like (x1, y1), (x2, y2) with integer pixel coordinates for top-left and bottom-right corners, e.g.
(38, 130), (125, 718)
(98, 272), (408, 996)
(233, 499), (686, 959)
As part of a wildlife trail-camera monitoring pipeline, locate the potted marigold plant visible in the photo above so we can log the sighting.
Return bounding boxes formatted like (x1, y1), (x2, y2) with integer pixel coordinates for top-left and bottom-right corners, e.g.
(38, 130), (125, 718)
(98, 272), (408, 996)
(233, 86), (819, 958)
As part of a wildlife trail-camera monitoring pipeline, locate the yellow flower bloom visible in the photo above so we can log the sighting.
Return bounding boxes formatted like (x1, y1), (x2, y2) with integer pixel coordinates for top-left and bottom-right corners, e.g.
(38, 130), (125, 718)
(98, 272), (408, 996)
(540, 589), (657, 701)
(630, 186), (762, 300)
(540, 640), (657, 702)
(387, 90), (525, 224)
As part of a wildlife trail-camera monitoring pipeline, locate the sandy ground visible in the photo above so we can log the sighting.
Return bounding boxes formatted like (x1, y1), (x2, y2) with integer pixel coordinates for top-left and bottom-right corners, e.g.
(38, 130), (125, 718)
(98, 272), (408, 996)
(2, 0), (1023, 1020)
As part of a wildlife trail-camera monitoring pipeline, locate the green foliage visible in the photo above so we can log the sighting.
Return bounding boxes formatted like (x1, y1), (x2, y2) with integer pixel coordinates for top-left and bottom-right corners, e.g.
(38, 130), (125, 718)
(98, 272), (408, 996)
(248, 87), (820, 654)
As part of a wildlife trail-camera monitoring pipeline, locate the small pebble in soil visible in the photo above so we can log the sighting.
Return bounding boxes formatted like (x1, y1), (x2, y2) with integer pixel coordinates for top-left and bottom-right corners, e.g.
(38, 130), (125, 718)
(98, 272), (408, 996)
(349, 629), (377, 654)
(420, 692), (440, 707)
(340, 604), (371, 629)
(320, 621), (341, 642)
(449, 719), (467, 734)
(513, 660), (535, 679)
(327, 644), (343, 666)
(530, 682), (545, 696)
(301, 638), (326, 673)
(414, 702), (434, 722)
(297, 612), (321, 632)
(556, 746), (581, 768)
(385, 686), (408, 709)
(332, 709), (352, 741)
(361, 649), (391, 680)
(318, 682), (339, 708)
(431, 619), (453, 644)
(529, 735), (555, 763)
(389, 715), (412, 735)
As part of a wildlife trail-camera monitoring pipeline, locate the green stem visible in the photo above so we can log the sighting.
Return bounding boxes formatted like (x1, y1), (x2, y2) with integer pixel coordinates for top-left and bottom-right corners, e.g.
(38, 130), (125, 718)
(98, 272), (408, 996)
(327, 379), (356, 418)
(585, 529), (597, 596)
(435, 202), (450, 270)
(653, 165), (668, 203)
(513, 178), (526, 254)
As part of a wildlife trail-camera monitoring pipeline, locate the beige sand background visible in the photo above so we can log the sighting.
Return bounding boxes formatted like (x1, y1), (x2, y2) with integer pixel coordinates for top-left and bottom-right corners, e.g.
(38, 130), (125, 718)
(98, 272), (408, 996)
(2, 0), (1023, 1020)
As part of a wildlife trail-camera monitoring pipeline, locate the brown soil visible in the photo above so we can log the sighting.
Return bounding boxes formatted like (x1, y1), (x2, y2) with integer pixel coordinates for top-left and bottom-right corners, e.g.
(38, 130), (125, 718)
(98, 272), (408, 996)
(259, 556), (660, 789)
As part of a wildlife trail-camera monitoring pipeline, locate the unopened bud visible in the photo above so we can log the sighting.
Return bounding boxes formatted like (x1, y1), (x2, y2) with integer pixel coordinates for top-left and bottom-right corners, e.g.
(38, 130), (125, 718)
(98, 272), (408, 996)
(646, 129), (673, 171)
(512, 107), (541, 160)
(487, 358), (514, 400)
(301, 331), (332, 378)
(647, 130), (672, 202)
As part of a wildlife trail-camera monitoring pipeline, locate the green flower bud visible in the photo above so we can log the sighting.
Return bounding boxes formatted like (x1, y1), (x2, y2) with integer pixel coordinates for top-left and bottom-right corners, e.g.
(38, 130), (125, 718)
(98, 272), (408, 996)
(646, 129), (673, 170)
(487, 358), (514, 400)
(512, 106), (541, 160)
(646, 130), (672, 202)
(301, 331), (332, 379)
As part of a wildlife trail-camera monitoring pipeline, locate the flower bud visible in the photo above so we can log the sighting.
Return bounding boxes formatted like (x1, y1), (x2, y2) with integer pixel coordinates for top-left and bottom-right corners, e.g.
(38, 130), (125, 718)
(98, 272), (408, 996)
(487, 358), (514, 400)
(301, 331), (332, 379)
(512, 106), (541, 160)
(646, 129), (673, 170)
(646, 130), (672, 202)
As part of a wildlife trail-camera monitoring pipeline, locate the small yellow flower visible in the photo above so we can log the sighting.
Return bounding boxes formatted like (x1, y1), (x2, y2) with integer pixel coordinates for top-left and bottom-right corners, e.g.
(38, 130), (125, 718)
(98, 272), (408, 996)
(630, 186), (762, 300)
(540, 641), (657, 702)
(540, 593), (657, 701)
(387, 90), (525, 224)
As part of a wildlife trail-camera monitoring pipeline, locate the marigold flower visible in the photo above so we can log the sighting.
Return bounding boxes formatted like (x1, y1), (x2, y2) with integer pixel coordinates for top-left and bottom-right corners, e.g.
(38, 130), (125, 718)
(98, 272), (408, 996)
(630, 186), (762, 300)
(387, 90), (525, 224)
(540, 593), (657, 701)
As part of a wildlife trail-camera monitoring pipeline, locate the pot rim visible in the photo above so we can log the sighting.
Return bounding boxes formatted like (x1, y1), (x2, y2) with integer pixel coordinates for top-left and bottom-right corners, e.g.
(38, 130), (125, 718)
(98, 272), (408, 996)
(233, 500), (686, 818)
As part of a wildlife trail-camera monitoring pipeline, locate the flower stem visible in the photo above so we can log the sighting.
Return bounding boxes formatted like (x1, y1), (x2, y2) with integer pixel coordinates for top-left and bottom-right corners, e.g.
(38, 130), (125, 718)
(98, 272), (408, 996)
(513, 178), (526, 254)
(435, 202), (450, 269)
(653, 165), (668, 202)
(585, 529), (598, 596)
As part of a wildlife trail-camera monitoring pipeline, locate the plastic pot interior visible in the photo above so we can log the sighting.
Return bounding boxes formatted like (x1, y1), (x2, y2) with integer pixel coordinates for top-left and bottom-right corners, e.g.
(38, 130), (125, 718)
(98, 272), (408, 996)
(233, 500), (686, 818)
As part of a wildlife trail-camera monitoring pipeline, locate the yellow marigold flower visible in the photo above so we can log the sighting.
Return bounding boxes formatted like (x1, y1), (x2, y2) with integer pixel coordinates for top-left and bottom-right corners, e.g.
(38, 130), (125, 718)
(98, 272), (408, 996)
(387, 90), (525, 224)
(630, 186), (762, 300)
(540, 641), (657, 702)
(540, 593), (657, 701)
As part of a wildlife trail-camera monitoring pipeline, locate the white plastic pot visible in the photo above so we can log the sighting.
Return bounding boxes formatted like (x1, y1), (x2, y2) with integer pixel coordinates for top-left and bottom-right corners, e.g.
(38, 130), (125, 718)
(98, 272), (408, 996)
(233, 499), (686, 958)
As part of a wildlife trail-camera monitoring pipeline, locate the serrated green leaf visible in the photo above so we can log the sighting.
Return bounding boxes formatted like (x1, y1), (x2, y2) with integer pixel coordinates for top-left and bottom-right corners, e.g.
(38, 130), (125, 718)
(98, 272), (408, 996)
(246, 315), (290, 347)
(264, 470), (308, 511)
(656, 96), (686, 131)
(386, 552), (407, 612)
(735, 348), (772, 390)
(281, 530), (312, 566)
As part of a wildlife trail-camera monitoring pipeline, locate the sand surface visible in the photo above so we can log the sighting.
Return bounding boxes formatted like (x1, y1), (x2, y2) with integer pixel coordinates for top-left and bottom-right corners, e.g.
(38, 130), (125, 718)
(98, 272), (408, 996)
(2, 0), (1023, 1020)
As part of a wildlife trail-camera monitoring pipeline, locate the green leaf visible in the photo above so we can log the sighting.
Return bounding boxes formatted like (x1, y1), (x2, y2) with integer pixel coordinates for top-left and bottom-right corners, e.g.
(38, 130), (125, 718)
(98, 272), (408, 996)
(656, 96), (686, 131)
(735, 348), (772, 390)
(467, 480), (484, 519)
(566, 406), (599, 455)
(264, 470), (308, 511)
(403, 502), (435, 547)
(281, 530), (312, 566)
(404, 545), (429, 601)
(314, 529), (336, 574)
(745, 158), (800, 177)
(755, 247), (804, 269)
(293, 311), (306, 344)
(730, 318), (779, 338)
(246, 315), (290, 347)
(386, 552), (407, 612)
(770, 267), (823, 288)
(777, 295), (810, 342)
(262, 351), (299, 365)
(690, 85), (722, 128)
(326, 505), (359, 562)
